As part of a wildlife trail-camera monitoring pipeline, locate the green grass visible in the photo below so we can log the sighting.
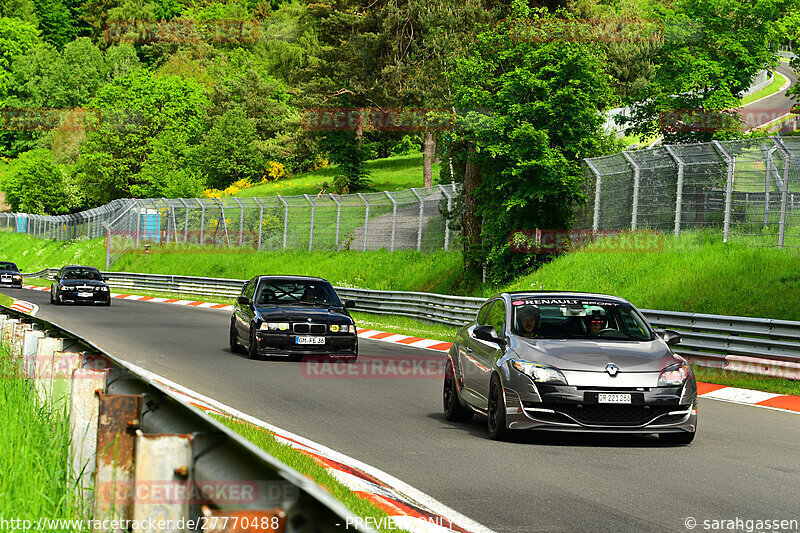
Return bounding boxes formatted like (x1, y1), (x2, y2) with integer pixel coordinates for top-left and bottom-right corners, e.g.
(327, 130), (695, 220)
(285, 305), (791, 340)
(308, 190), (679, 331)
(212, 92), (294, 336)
(0, 343), (85, 528)
(350, 311), (460, 340)
(0, 233), (106, 271)
(0, 293), (13, 306)
(239, 153), (440, 198)
(692, 365), (800, 396)
(213, 415), (411, 533)
(498, 229), (800, 321)
(740, 71), (788, 106)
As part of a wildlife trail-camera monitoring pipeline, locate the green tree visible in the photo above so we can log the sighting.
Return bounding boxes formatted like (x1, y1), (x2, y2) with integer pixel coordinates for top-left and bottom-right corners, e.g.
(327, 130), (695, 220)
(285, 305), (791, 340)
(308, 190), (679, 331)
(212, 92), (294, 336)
(449, 7), (613, 283)
(621, 0), (779, 142)
(0, 17), (40, 105)
(0, 148), (78, 214)
(76, 69), (211, 204)
(197, 107), (263, 188)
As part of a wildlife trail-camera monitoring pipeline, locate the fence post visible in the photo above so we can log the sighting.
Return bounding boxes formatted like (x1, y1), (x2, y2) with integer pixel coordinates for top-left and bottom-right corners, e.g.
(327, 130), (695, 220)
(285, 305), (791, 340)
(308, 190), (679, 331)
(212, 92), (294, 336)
(277, 195), (288, 249)
(178, 198), (189, 243)
(304, 194), (315, 252)
(410, 188), (424, 251)
(665, 146), (684, 236)
(765, 147), (776, 229)
(357, 193), (369, 251)
(438, 185), (452, 251)
(713, 141), (735, 243)
(385, 191), (398, 252)
(622, 151), (640, 230)
(212, 198), (230, 248)
(772, 137), (792, 248)
(233, 198), (244, 247)
(329, 194), (341, 248)
(586, 160), (603, 232)
(254, 197), (264, 251)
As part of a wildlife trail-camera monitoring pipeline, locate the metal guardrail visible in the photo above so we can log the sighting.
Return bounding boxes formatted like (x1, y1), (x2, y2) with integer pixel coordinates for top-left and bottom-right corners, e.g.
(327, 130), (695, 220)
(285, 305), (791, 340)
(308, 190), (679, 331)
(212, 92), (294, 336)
(22, 269), (800, 375)
(0, 304), (372, 532)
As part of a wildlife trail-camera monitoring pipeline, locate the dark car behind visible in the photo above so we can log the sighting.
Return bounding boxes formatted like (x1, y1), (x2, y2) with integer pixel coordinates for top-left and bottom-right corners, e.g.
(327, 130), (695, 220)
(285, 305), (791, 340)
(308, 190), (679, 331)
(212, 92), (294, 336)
(0, 262), (23, 288)
(230, 276), (357, 361)
(50, 265), (111, 306)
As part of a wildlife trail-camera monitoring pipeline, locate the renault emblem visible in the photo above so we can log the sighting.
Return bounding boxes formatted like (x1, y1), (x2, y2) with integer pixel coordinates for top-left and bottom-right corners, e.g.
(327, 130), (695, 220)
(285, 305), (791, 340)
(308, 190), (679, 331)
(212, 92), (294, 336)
(605, 363), (619, 376)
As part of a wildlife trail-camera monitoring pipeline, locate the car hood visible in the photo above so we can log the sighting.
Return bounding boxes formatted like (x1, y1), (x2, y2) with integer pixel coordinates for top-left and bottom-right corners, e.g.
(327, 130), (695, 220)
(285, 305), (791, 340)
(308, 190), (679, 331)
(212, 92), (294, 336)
(60, 279), (107, 287)
(254, 305), (349, 323)
(511, 338), (677, 372)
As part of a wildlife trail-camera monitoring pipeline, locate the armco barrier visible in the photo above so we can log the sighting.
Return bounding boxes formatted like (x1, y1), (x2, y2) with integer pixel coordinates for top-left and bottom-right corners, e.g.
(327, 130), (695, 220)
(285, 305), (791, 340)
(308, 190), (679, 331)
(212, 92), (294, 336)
(22, 269), (800, 378)
(0, 304), (374, 532)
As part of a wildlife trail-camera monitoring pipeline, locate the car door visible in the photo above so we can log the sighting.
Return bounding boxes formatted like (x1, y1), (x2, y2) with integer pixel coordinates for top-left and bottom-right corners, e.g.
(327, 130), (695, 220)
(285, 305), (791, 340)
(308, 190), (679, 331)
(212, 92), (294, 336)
(235, 278), (257, 339)
(472, 299), (507, 403)
(458, 301), (493, 405)
(461, 299), (504, 409)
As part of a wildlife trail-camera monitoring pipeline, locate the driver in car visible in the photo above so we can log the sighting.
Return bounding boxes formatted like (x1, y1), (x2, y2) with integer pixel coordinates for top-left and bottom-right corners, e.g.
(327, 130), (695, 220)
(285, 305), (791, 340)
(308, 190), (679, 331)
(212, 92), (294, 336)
(584, 311), (608, 336)
(516, 305), (540, 338)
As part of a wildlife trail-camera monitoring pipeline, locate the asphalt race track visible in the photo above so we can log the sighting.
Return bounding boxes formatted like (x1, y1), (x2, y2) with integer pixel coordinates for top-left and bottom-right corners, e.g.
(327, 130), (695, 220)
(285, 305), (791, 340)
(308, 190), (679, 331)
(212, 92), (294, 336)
(6, 289), (800, 533)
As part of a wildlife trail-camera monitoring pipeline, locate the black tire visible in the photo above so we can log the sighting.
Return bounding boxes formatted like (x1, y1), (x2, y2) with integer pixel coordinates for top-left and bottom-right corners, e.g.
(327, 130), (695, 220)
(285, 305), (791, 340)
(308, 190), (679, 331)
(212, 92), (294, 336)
(51, 289), (60, 305)
(659, 431), (695, 445)
(443, 361), (473, 422)
(487, 374), (509, 440)
(248, 327), (262, 361)
(229, 319), (245, 354)
(103, 298), (111, 307)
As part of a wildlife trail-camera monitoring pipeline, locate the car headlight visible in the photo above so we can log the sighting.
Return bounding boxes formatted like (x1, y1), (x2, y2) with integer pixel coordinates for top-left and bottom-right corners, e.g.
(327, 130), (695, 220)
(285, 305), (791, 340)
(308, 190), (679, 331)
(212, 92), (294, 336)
(330, 324), (354, 333)
(63, 286), (74, 290)
(260, 322), (289, 331)
(658, 362), (689, 386)
(13, 275), (21, 279)
(98, 286), (109, 292)
(511, 360), (568, 385)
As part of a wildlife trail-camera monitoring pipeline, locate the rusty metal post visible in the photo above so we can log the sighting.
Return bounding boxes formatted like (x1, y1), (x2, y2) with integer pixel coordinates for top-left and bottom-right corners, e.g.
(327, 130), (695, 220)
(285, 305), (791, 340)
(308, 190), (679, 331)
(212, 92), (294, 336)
(132, 431), (193, 532)
(11, 321), (32, 358)
(2, 317), (19, 346)
(69, 367), (108, 504)
(93, 394), (141, 529)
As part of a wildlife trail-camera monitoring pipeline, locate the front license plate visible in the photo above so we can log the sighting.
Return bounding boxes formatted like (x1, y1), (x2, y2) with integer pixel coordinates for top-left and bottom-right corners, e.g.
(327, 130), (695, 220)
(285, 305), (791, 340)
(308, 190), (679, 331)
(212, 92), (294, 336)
(77, 292), (93, 297)
(1, 279), (10, 283)
(598, 393), (631, 404)
(296, 336), (325, 345)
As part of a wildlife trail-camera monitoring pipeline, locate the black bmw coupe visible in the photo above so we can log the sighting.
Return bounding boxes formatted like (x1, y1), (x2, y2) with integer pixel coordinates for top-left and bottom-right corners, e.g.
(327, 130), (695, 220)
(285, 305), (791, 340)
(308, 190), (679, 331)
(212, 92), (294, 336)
(230, 275), (358, 361)
(0, 261), (23, 289)
(50, 265), (112, 306)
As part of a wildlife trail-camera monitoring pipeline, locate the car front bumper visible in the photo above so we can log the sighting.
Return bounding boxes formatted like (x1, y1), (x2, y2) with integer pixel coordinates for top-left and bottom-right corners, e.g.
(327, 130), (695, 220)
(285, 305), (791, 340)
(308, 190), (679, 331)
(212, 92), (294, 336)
(255, 332), (358, 357)
(59, 291), (111, 304)
(502, 374), (697, 434)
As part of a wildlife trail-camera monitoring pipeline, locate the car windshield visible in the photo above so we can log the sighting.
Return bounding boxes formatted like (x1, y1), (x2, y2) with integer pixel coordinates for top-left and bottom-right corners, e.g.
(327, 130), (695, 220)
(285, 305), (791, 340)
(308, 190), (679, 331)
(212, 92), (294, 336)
(0, 262), (18, 271)
(511, 298), (653, 341)
(62, 268), (103, 281)
(255, 280), (341, 307)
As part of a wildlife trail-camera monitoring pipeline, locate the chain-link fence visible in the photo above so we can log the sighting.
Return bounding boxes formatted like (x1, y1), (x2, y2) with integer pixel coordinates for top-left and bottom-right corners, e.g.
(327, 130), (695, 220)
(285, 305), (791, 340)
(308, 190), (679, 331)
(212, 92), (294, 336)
(579, 137), (800, 247)
(0, 186), (457, 267)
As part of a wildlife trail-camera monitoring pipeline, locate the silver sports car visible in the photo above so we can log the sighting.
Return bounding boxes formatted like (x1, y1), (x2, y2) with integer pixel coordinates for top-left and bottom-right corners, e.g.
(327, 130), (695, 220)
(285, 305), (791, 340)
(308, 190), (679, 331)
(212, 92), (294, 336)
(443, 292), (697, 443)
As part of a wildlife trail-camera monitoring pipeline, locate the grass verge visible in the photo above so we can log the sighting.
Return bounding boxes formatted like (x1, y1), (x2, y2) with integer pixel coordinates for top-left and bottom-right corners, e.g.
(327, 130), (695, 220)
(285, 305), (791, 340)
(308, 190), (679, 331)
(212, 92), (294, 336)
(238, 153), (439, 198)
(692, 365), (800, 396)
(212, 415), (411, 533)
(0, 342), (85, 527)
(350, 311), (460, 341)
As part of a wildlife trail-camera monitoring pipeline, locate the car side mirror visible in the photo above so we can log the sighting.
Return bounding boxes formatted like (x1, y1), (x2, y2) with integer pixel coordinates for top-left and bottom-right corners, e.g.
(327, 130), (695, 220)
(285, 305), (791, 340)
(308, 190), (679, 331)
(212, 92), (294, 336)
(53, 275), (59, 281)
(237, 296), (250, 305)
(474, 325), (506, 347)
(661, 329), (681, 346)
(103, 276), (109, 281)
(344, 300), (356, 309)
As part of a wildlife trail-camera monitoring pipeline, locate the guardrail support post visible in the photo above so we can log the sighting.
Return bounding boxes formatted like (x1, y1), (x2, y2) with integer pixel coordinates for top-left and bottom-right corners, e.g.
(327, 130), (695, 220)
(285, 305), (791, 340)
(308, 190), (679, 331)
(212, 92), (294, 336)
(69, 367), (108, 503)
(133, 432), (193, 526)
(410, 188), (424, 251)
(665, 146), (684, 236)
(93, 393), (141, 525)
(277, 196), (288, 250)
